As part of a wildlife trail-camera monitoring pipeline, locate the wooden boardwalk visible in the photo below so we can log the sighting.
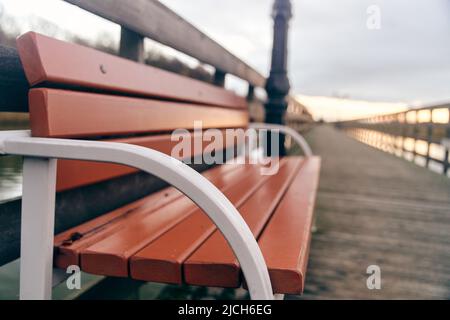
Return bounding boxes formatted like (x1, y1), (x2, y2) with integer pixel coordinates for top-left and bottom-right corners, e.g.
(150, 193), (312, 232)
(292, 125), (450, 300)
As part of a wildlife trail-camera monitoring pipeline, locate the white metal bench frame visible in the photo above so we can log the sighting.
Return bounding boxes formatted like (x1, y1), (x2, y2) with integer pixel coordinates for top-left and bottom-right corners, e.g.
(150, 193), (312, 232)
(0, 124), (312, 300)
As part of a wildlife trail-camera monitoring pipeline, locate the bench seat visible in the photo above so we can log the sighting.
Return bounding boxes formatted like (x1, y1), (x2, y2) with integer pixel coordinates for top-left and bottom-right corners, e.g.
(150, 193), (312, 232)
(13, 32), (321, 298)
(54, 156), (320, 295)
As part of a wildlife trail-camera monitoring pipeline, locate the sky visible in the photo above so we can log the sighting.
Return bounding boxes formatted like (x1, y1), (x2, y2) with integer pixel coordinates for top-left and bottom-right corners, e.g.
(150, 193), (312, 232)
(1, 0), (449, 121)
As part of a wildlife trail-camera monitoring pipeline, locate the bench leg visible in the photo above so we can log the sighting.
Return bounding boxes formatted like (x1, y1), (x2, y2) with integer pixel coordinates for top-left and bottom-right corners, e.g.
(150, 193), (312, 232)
(20, 157), (57, 300)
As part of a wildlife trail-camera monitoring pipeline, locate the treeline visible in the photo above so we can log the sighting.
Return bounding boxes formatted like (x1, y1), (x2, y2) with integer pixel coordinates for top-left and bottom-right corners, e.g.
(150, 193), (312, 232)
(0, 11), (213, 83)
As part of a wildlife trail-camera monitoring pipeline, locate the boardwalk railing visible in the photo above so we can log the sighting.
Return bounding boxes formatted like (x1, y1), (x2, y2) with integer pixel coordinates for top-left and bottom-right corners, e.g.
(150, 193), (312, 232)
(0, 0), (265, 113)
(0, 0), (312, 125)
(337, 103), (450, 176)
(65, 0), (267, 88)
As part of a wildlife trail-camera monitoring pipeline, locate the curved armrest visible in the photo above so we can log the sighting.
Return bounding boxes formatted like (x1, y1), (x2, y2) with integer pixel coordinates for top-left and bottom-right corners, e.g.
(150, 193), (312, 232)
(0, 131), (274, 300)
(249, 123), (313, 157)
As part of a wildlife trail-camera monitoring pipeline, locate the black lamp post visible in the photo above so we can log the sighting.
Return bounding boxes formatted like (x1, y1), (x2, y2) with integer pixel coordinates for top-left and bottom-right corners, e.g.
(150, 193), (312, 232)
(265, 0), (292, 156)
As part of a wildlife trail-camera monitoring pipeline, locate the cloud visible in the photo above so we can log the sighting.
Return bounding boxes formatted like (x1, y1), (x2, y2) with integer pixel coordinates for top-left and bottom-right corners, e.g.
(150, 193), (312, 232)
(3, 0), (448, 111)
(162, 0), (450, 105)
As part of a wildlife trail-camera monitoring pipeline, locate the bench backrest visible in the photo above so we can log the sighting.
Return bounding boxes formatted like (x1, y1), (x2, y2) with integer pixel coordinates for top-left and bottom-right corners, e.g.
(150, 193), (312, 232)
(17, 32), (249, 191)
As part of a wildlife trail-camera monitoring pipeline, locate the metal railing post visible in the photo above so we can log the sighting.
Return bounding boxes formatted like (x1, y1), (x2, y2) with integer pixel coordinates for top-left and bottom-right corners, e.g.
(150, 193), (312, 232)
(426, 109), (433, 168)
(265, 0), (293, 156)
(444, 109), (450, 175)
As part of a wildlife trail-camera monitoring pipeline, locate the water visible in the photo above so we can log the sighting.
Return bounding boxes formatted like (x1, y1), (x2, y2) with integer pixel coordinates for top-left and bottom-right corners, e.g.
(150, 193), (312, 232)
(0, 121), (27, 203)
(348, 129), (450, 177)
(0, 155), (22, 202)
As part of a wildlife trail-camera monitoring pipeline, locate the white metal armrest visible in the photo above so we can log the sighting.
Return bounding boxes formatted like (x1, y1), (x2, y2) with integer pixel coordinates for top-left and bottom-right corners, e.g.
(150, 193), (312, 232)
(249, 123), (313, 157)
(0, 131), (274, 300)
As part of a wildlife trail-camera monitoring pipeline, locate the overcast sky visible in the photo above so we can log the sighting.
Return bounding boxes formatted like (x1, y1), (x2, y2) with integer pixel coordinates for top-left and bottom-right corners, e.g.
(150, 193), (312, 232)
(1, 0), (449, 120)
(161, 0), (450, 104)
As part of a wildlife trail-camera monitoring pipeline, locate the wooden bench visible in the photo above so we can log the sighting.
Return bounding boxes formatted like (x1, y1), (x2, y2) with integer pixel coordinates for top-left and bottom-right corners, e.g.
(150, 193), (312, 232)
(0, 32), (320, 300)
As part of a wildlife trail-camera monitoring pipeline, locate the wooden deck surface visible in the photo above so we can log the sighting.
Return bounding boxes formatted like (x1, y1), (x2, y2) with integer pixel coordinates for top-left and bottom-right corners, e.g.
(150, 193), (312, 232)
(291, 125), (450, 300)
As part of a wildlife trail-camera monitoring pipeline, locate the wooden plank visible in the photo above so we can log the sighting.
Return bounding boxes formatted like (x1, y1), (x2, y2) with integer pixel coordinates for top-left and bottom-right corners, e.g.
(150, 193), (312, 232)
(299, 126), (450, 299)
(257, 157), (321, 294)
(54, 163), (241, 269)
(55, 130), (238, 191)
(0, 161), (213, 267)
(28, 88), (249, 138)
(128, 161), (281, 284)
(79, 163), (256, 276)
(55, 188), (180, 269)
(182, 157), (304, 288)
(0, 45), (29, 112)
(17, 32), (247, 109)
(63, 0), (265, 87)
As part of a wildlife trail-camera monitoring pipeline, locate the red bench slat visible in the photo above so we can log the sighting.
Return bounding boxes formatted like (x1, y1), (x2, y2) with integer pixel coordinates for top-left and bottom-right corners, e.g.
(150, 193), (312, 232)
(182, 157), (304, 288)
(29, 88), (248, 138)
(54, 163), (240, 268)
(79, 163), (259, 276)
(256, 157), (321, 294)
(56, 130), (239, 191)
(128, 161), (284, 284)
(17, 32), (247, 109)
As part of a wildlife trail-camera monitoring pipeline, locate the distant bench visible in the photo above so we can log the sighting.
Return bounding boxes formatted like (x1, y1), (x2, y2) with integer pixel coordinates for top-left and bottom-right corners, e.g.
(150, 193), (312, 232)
(0, 32), (320, 300)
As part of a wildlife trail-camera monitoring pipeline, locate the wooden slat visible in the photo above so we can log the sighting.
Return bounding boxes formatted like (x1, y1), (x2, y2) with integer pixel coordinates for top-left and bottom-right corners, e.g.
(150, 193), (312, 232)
(300, 126), (450, 299)
(55, 130), (239, 191)
(182, 157), (304, 288)
(28, 88), (248, 138)
(17, 32), (247, 109)
(128, 162), (278, 284)
(55, 189), (180, 269)
(54, 163), (241, 269)
(256, 157), (321, 294)
(62, 0), (266, 87)
(79, 163), (257, 276)
(0, 163), (215, 268)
